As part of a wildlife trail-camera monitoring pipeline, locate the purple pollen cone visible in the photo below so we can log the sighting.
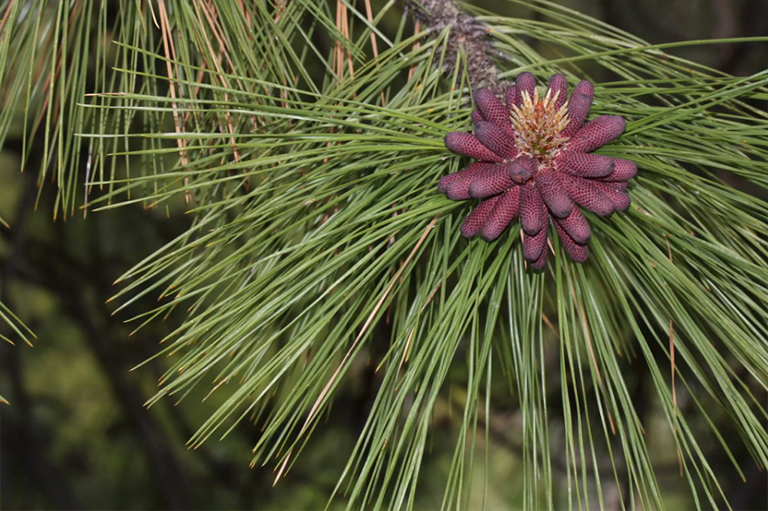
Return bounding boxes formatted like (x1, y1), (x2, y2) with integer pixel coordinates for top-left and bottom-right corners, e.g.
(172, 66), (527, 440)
(440, 73), (637, 269)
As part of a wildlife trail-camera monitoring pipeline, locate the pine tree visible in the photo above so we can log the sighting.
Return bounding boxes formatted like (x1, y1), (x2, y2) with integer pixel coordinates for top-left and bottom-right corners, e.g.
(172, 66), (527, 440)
(2, 0), (768, 508)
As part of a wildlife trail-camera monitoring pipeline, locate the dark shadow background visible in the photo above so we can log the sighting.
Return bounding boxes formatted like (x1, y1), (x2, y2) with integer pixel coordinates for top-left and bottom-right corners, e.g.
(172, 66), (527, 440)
(1, 0), (767, 509)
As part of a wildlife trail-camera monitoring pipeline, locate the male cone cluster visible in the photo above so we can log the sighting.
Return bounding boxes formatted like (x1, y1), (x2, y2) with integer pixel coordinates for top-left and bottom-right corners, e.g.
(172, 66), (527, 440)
(439, 72), (636, 269)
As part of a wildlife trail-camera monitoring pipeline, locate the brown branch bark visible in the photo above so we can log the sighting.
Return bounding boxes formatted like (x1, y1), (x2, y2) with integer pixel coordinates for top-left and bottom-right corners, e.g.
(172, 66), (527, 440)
(404, 0), (507, 94)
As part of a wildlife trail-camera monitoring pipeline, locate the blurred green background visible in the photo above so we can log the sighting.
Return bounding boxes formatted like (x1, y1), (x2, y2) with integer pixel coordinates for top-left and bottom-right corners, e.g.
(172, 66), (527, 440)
(1, 0), (766, 509)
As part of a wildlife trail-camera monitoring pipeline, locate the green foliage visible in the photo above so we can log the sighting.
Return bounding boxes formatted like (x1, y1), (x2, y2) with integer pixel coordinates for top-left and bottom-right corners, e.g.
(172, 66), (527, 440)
(3, 0), (768, 509)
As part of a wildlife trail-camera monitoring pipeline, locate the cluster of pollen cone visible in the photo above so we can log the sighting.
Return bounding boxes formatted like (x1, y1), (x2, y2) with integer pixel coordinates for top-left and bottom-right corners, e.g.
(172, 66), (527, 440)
(439, 72), (636, 269)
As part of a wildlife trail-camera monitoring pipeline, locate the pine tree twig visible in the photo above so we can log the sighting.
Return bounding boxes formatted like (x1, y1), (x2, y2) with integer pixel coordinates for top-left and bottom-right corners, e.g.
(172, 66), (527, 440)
(404, 0), (507, 94)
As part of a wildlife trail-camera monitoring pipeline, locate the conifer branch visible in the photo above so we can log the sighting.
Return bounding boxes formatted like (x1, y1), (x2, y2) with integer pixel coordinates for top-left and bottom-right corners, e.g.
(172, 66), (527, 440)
(405, 0), (508, 93)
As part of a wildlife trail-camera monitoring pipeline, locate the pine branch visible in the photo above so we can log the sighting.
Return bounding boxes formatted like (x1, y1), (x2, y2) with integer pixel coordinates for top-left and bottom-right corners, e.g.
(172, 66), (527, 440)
(405, 0), (508, 93)
(4, 1), (768, 509)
